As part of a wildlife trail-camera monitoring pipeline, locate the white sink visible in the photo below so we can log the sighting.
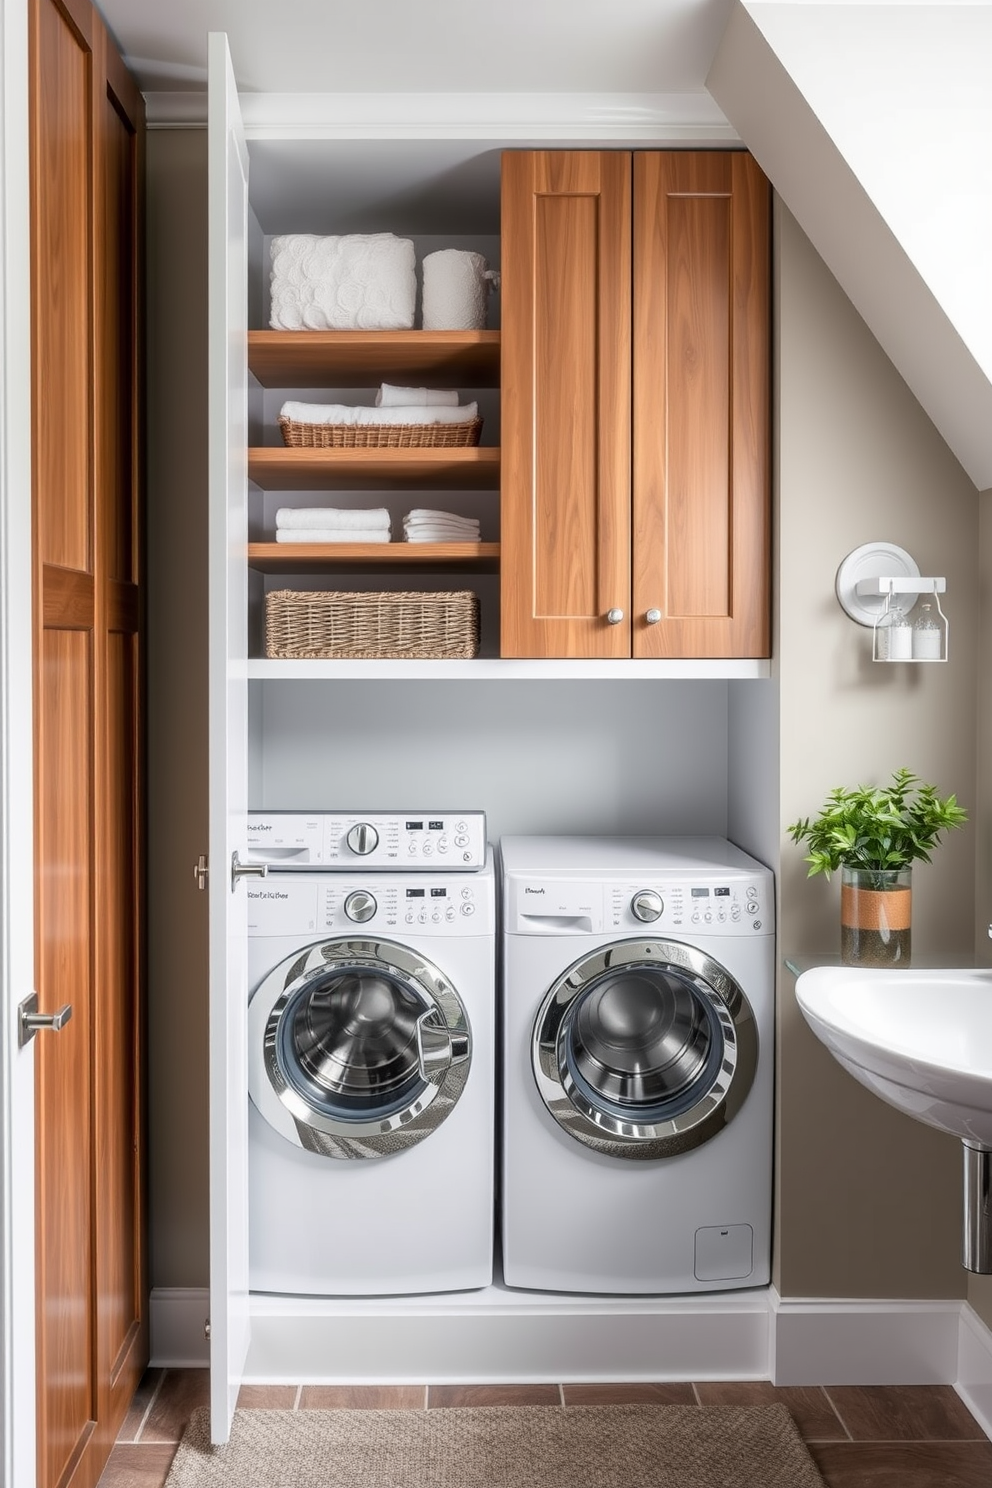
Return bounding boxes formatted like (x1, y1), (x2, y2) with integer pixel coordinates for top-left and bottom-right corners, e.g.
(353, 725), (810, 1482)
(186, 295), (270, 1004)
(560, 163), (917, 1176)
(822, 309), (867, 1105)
(794, 966), (992, 1146)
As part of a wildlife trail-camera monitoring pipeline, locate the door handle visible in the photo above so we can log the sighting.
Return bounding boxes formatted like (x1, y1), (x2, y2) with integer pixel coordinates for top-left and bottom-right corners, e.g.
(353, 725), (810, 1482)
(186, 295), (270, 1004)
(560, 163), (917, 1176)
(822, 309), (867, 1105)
(18, 992), (73, 1048)
(231, 850), (268, 893)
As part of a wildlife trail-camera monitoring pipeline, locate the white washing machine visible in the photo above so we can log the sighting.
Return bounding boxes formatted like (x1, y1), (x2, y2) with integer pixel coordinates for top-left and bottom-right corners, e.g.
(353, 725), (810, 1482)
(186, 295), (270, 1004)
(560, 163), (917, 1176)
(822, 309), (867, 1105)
(247, 849), (495, 1296)
(500, 836), (774, 1295)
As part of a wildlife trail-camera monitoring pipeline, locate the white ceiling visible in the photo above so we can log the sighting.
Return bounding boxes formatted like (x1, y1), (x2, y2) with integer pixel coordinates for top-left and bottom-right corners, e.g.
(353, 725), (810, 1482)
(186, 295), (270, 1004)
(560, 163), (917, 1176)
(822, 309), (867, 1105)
(94, 0), (735, 96)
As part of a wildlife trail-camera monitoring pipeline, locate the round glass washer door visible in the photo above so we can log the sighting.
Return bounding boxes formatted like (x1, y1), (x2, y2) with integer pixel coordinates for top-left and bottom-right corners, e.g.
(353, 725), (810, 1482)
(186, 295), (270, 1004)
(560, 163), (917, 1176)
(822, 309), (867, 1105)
(247, 937), (471, 1160)
(532, 938), (757, 1161)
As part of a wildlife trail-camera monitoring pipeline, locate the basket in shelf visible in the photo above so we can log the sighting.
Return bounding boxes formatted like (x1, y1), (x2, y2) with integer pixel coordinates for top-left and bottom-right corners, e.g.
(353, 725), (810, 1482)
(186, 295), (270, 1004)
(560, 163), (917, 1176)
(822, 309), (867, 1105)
(265, 589), (480, 660)
(277, 415), (483, 449)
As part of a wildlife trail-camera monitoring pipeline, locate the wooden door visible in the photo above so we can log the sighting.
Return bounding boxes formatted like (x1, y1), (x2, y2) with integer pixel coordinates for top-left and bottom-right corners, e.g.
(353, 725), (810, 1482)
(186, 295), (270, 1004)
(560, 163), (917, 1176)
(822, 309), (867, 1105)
(207, 31), (251, 1445)
(500, 151), (632, 658)
(632, 152), (770, 659)
(30, 1), (145, 1485)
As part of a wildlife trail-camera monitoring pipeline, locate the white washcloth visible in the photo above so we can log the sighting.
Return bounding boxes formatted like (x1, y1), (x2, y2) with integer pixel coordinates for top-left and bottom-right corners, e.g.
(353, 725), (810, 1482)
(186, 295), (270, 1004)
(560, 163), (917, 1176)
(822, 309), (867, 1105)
(269, 233), (416, 331)
(275, 529), (391, 545)
(280, 401), (478, 427)
(422, 249), (500, 331)
(376, 384), (459, 408)
(404, 508), (479, 525)
(276, 507), (391, 531)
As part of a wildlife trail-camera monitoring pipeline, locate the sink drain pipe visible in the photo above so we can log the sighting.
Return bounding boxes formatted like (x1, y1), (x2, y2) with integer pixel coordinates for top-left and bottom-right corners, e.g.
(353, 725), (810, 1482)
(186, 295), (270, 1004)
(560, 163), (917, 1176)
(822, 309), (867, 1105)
(963, 1141), (992, 1273)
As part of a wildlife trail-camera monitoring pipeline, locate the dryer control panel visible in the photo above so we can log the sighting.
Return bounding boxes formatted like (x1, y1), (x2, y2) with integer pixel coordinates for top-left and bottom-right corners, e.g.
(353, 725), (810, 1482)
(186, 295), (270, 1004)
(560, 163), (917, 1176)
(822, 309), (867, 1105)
(247, 860), (495, 937)
(246, 810), (487, 871)
(507, 872), (773, 937)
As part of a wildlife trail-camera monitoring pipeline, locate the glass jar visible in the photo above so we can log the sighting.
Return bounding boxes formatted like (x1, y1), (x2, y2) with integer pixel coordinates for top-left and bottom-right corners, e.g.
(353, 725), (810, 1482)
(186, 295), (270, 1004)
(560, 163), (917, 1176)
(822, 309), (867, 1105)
(912, 601), (942, 660)
(876, 604), (912, 661)
(840, 866), (912, 967)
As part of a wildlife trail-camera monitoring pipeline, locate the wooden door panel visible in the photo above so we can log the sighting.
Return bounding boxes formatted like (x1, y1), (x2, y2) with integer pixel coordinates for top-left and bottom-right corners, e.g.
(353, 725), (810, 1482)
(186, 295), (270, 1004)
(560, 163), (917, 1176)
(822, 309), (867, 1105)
(37, 626), (94, 1488)
(100, 86), (137, 586)
(500, 151), (631, 658)
(32, 0), (93, 574)
(632, 152), (770, 659)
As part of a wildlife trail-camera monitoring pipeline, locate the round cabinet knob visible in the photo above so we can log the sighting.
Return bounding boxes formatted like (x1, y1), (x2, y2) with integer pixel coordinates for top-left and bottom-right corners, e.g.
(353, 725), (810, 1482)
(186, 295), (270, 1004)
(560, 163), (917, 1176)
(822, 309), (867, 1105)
(645, 609), (662, 625)
(606, 608), (625, 626)
(631, 889), (663, 922)
(344, 889), (377, 923)
(346, 822), (379, 856)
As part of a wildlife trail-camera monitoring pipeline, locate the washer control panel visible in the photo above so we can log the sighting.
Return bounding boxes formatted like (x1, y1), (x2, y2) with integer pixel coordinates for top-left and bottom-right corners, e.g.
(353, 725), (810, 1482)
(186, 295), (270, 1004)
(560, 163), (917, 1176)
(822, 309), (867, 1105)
(247, 860), (495, 938)
(509, 873), (772, 936)
(247, 810), (487, 871)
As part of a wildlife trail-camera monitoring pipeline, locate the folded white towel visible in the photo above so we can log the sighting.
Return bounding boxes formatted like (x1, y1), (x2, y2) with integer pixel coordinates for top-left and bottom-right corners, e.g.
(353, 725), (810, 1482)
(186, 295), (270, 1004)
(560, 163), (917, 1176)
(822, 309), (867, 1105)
(403, 523), (480, 538)
(275, 529), (391, 545)
(405, 531), (480, 544)
(375, 384), (460, 408)
(276, 507), (391, 531)
(280, 401), (479, 427)
(269, 233), (416, 331)
(422, 249), (500, 331)
(404, 508), (480, 524)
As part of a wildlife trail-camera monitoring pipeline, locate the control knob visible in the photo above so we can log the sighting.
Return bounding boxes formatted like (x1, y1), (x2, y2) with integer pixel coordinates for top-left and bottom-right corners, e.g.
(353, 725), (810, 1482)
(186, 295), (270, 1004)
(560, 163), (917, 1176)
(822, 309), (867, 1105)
(346, 822), (379, 856)
(631, 889), (663, 923)
(344, 889), (377, 923)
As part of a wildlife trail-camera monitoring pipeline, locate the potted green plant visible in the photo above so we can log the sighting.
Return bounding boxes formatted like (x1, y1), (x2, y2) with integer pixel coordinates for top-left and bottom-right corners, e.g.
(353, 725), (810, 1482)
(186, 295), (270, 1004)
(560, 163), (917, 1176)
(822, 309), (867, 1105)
(787, 767), (967, 966)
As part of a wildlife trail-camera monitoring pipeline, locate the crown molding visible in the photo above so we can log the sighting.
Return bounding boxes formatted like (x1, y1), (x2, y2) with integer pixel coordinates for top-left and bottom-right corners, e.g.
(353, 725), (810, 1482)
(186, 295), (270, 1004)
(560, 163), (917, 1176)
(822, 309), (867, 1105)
(145, 89), (738, 143)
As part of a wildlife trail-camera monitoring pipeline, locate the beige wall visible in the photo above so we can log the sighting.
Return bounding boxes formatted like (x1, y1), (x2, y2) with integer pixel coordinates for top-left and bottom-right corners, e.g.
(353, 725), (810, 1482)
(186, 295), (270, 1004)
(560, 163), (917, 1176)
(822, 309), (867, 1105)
(775, 203), (978, 1298)
(968, 491), (992, 1329)
(143, 137), (983, 1308)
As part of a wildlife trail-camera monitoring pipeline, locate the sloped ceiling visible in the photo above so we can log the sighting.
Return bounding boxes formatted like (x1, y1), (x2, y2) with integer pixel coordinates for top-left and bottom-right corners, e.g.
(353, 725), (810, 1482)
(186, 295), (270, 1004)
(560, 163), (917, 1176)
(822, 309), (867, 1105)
(708, 1), (992, 490)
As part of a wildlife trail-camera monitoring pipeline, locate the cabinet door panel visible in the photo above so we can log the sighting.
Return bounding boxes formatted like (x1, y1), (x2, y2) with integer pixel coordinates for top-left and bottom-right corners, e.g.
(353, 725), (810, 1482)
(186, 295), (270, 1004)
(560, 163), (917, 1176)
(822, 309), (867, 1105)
(501, 151), (631, 658)
(633, 152), (770, 658)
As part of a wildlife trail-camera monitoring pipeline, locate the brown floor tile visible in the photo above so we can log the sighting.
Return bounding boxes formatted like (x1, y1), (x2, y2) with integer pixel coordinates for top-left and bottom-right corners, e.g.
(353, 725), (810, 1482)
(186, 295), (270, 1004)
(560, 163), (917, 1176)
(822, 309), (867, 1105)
(428, 1384), (562, 1408)
(237, 1384), (299, 1408)
(299, 1384), (425, 1409)
(140, 1368), (210, 1443)
(694, 1381), (849, 1441)
(562, 1382), (697, 1407)
(116, 1369), (165, 1443)
(96, 1443), (178, 1488)
(825, 1384), (984, 1441)
(810, 1439), (992, 1487)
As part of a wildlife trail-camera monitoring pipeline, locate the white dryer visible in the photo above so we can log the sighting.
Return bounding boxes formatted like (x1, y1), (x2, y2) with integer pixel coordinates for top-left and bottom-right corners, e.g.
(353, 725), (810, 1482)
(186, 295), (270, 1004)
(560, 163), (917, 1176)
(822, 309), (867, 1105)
(500, 836), (774, 1295)
(247, 852), (495, 1296)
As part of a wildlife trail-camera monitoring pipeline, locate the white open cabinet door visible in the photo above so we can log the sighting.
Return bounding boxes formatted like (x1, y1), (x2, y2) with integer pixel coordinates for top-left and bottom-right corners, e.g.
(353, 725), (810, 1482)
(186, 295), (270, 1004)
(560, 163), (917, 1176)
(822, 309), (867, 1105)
(207, 31), (250, 1445)
(0, 0), (38, 1481)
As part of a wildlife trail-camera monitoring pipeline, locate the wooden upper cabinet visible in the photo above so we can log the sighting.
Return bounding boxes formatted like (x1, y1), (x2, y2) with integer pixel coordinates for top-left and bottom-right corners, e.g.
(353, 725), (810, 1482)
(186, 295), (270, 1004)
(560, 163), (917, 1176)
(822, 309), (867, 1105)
(633, 152), (770, 659)
(500, 151), (632, 659)
(499, 149), (770, 661)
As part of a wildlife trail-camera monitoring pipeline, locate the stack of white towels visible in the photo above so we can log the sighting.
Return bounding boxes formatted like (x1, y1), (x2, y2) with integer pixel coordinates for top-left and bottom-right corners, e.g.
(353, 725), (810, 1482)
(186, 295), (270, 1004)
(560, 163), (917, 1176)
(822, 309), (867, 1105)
(403, 509), (481, 544)
(275, 508), (391, 544)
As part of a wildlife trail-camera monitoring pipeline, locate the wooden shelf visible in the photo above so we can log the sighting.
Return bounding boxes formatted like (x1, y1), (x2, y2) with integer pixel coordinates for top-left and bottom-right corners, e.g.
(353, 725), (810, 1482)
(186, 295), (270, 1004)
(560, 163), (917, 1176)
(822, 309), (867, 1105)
(248, 330), (500, 388)
(249, 542), (499, 574)
(248, 447), (500, 491)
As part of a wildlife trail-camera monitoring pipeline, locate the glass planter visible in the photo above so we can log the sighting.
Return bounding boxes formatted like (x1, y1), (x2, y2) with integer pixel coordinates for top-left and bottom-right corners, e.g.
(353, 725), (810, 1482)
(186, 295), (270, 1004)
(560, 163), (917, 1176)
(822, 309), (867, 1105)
(840, 866), (912, 967)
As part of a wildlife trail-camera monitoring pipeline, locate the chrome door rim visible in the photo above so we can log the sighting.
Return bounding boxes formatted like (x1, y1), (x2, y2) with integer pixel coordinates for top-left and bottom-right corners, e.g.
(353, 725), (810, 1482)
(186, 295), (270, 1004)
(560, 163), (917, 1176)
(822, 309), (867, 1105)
(532, 938), (757, 1160)
(255, 937), (471, 1156)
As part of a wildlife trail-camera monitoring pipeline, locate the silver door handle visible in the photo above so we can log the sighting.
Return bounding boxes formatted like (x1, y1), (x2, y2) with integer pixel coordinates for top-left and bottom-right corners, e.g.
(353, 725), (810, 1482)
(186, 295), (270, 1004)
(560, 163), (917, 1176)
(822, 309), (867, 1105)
(18, 992), (73, 1048)
(645, 608), (662, 624)
(231, 850), (268, 892)
(606, 608), (624, 625)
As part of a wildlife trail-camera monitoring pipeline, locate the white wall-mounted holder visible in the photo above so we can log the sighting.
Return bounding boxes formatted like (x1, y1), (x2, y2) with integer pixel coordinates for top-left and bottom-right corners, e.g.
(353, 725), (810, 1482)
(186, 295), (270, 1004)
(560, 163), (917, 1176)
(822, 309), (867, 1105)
(835, 542), (948, 663)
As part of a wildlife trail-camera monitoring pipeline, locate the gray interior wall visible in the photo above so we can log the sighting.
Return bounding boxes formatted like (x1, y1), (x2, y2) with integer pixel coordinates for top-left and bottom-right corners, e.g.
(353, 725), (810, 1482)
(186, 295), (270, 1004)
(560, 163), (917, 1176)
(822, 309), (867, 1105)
(969, 491), (992, 1330)
(775, 202), (978, 1299)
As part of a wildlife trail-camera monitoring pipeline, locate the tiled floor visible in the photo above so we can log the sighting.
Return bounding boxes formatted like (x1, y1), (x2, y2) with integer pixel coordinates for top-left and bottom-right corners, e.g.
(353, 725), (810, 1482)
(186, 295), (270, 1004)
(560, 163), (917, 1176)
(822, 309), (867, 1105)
(98, 1370), (992, 1487)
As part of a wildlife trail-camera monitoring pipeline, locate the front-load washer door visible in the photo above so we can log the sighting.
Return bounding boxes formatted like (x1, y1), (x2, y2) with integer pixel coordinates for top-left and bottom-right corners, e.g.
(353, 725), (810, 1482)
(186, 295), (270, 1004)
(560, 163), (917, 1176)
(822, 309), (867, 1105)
(248, 937), (471, 1159)
(532, 938), (757, 1161)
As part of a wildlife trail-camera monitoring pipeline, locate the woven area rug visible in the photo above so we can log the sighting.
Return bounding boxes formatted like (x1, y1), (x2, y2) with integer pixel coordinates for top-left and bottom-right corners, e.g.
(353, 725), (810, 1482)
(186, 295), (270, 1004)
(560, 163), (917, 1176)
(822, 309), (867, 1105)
(164, 1404), (827, 1487)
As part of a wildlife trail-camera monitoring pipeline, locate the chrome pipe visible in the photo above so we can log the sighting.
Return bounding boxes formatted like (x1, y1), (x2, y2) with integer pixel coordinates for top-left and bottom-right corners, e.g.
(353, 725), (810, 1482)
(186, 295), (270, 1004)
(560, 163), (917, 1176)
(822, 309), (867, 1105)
(963, 1141), (992, 1274)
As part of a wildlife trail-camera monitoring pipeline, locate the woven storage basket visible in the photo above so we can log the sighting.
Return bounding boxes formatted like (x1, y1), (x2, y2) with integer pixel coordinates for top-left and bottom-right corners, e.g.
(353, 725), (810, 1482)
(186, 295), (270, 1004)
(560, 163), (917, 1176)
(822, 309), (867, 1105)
(278, 415), (482, 449)
(265, 589), (480, 660)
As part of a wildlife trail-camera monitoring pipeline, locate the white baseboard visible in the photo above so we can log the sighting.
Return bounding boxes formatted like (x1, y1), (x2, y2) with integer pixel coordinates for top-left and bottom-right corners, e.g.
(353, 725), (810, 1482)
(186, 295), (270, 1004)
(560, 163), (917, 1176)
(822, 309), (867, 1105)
(148, 1282), (992, 1422)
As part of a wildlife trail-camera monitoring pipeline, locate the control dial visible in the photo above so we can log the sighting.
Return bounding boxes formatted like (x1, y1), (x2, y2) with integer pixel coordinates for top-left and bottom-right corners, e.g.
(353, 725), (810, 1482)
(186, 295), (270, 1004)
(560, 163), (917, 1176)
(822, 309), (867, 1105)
(344, 889), (377, 923)
(346, 822), (379, 856)
(631, 889), (663, 923)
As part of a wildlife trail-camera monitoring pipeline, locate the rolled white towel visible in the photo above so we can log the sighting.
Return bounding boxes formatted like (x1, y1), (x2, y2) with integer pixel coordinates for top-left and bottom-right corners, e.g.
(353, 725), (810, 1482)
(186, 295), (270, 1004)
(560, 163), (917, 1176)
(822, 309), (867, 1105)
(280, 400), (478, 427)
(276, 507), (391, 531)
(375, 384), (459, 408)
(269, 233), (416, 331)
(275, 529), (391, 545)
(422, 249), (500, 331)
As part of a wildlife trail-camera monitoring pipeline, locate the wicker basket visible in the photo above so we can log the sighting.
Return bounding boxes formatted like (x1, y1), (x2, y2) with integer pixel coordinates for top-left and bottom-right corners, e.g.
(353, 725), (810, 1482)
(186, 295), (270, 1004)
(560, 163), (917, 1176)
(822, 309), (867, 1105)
(278, 415), (482, 449)
(265, 589), (480, 660)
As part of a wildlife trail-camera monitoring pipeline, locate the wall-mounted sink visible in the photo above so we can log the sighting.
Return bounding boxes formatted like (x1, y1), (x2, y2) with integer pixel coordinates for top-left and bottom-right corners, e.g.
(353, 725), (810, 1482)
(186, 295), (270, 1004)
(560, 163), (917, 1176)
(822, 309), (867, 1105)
(794, 965), (992, 1271)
